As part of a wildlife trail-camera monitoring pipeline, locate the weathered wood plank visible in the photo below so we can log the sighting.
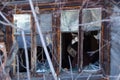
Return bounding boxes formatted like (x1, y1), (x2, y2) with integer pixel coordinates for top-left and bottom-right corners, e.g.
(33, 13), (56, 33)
(52, 10), (61, 75)
(31, 16), (37, 74)
(101, 0), (110, 77)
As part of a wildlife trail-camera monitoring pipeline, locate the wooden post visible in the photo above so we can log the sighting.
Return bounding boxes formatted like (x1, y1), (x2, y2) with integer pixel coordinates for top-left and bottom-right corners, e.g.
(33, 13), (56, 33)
(52, 10), (61, 74)
(31, 16), (37, 74)
(6, 17), (13, 53)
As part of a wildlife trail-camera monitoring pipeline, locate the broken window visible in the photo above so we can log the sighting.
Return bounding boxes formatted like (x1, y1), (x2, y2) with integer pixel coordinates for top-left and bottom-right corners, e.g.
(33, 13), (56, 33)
(83, 31), (100, 70)
(60, 8), (101, 72)
(36, 13), (52, 73)
(60, 10), (79, 71)
(61, 32), (78, 70)
(13, 14), (31, 72)
(81, 8), (101, 71)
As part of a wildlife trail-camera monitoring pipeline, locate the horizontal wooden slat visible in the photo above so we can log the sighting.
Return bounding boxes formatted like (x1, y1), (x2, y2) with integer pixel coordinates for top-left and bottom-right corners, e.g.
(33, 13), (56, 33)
(6, 1), (82, 10)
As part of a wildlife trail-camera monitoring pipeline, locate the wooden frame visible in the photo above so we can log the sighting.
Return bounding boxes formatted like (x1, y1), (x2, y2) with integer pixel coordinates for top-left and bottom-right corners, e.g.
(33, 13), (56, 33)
(78, 1), (110, 79)
(4, 0), (110, 79)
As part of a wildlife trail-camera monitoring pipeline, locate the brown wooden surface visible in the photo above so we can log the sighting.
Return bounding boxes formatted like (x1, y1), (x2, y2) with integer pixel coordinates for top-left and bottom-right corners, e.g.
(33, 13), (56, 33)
(6, 16), (13, 53)
(6, 1), (82, 11)
(100, 0), (110, 77)
(78, 1), (110, 80)
(3, 0), (110, 80)
(52, 10), (61, 75)
(31, 16), (37, 74)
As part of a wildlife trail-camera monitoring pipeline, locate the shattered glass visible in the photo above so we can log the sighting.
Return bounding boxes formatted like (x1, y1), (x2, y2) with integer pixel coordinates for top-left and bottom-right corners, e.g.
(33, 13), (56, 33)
(36, 60), (50, 73)
(83, 61), (99, 70)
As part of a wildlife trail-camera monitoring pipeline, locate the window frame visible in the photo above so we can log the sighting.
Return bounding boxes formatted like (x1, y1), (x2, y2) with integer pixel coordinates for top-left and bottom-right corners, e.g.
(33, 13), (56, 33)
(78, 7), (110, 76)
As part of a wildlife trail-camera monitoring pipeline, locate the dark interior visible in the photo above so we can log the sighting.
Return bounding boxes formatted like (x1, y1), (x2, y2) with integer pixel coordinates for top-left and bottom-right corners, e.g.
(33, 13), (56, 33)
(18, 30), (99, 72)
(18, 46), (51, 72)
(18, 48), (31, 72)
(83, 30), (99, 69)
(61, 31), (99, 70)
(36, 45), (52, 71)
(61, 32), (78, 69)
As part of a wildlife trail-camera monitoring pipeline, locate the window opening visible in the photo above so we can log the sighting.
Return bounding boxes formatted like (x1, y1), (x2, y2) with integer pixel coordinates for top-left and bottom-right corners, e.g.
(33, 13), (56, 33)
(13, 14), (31, 72)
(61, 32), (78, 71)
(83, 30), (100, 71)
(82, 8), (101, 71)
(60, 10), (79, 71)
(36, 13), (52, 73)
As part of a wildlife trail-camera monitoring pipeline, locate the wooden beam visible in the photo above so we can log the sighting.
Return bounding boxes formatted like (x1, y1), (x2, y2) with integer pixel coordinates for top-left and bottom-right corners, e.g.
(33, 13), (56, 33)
(6, 16), (13, 53)
(31, 16), (37, 75)
(52, 10), (61, 75)
(101, 0), (110, 77)
(6, 1), (82, 11)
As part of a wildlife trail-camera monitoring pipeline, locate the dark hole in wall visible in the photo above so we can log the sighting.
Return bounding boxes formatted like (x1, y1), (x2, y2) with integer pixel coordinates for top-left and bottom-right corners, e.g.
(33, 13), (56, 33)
(83, 30), (99, 69)
(37, 46), (52, 63)
(36, 46), (52, 72)
(18, 46), (52, 72)
(17, 48), (31, 72)
(61, 32), (78, 69)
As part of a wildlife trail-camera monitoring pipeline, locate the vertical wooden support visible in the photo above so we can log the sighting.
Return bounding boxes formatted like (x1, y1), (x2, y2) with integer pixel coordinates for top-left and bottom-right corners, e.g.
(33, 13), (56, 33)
(101, 0), (110, 77)
(31, 16), (37, 74)
(101, 19), (110, 76)
(6, 17), (13, 53)
(6, 16), (15, 74)
(52, 10), (61, 74)
(56, 12), (60, 74)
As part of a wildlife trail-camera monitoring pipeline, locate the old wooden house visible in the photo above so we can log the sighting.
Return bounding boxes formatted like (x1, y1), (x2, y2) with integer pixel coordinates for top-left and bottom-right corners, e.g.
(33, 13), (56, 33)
(0, 0), (120, 80)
